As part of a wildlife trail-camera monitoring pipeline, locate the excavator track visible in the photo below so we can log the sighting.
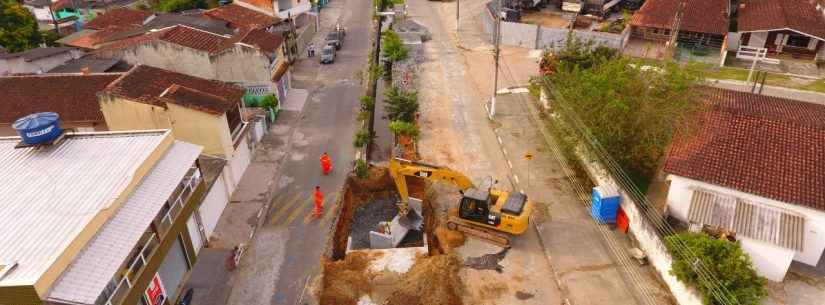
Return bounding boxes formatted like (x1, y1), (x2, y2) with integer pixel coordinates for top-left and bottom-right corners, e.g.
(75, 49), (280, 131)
(446, 217), (511, 248)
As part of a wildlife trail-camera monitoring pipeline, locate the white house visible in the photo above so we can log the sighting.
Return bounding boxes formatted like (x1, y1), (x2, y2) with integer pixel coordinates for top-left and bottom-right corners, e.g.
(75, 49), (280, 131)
(663, 87), (825, 282)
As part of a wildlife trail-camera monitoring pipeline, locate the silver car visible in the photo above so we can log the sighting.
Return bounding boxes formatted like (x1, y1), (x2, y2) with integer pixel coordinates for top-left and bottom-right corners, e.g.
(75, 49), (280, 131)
(320, 45), (336, 64)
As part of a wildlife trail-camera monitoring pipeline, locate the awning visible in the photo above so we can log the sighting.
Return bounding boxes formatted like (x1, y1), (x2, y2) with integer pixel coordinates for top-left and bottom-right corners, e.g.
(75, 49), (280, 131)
(688, 189), (805, 251)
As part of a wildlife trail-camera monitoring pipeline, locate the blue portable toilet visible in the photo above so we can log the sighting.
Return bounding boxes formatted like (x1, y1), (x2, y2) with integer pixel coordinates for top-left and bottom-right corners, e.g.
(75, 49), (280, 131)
(13, 112), (63, 145)
(591, 185), (621, 224)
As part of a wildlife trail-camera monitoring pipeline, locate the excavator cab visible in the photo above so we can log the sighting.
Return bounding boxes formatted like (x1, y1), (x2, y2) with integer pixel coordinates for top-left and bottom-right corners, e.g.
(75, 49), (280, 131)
(458, 177), (501, 226)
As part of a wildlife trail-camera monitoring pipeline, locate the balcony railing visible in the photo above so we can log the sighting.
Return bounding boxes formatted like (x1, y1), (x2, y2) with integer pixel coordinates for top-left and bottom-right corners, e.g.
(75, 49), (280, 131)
(97, 167), (202, 305)
(101, 233), (159, 305)
(157, 167), (202, 235)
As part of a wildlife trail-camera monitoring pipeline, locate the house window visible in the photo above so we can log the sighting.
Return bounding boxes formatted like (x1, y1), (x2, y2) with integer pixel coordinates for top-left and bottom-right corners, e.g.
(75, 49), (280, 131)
(786, 35), (811, 48)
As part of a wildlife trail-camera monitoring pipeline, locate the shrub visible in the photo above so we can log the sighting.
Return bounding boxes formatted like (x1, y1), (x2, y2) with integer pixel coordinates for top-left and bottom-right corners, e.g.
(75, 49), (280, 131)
(666, 233), (767, 305)
(382, 30), (408, 62)
(384, 86), (418, 122)
(357, 111), (370, 122)
(354, 158), (369, 178)
(359, 95), (375, 111)
(260, 94), (278, 110)
(388, 120), (418, 139)
(353, 129), (372, 148)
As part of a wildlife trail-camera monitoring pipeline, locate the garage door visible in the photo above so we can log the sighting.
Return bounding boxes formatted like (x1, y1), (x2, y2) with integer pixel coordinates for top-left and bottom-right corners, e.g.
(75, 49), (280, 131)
(199, 173), (230, 238)
(186, 215), (203, 255)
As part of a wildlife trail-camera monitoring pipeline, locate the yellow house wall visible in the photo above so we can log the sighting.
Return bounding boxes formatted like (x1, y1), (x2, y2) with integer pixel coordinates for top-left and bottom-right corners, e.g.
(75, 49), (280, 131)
(99, 95), (173, 131)
(99, 94), (233, 157)
(165, 103), (233, 157)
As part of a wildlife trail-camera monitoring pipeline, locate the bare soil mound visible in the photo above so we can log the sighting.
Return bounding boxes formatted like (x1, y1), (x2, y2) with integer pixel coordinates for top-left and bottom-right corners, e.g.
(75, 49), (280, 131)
(384, 254), (464, 305)
(320, 252), (375, 305)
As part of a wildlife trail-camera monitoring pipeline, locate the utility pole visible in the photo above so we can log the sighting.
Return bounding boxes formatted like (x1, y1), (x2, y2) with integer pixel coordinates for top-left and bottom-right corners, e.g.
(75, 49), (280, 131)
(456, 0), (460, 33)
(490, 0), (502, 118)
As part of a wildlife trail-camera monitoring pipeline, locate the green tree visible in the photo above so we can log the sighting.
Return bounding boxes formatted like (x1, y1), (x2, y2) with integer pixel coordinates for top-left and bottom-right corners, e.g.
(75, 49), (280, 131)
(354, 158), (369, 179)
(545, 38), (702, 188)
(666, 233), (767, 305)
(0, 0), (42, 52)
(383, 86), (418, 122)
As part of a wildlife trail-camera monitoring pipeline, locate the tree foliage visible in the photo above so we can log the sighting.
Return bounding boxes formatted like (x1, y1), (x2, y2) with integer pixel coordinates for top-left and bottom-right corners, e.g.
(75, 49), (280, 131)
(155, 0), (208, 12)
(354, 158), (369, 178)
(544, 37), (702, 188)
(666, 233), (767, 305)
(353, 128), (372, 148)
(383, 86), (418, 122)
(0, 0), (42, 52)
(382, 29), (408, 62)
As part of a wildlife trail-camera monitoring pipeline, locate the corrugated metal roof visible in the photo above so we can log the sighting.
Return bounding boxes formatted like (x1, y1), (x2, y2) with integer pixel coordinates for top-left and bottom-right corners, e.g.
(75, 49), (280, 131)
(47, 141), (202, 305)
(0, 131), (169, 287)
(688, 189), (805, 251)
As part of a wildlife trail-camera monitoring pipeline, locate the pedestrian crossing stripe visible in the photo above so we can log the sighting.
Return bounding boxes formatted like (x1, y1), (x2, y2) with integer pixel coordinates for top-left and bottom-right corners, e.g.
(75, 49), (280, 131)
(285, 196), (313, 225)
(269, 192), (304, 225)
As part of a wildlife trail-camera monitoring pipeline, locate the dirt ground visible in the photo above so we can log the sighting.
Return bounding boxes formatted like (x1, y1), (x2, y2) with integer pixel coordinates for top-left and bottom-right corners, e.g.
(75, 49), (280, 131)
(520, 11), (571, 29)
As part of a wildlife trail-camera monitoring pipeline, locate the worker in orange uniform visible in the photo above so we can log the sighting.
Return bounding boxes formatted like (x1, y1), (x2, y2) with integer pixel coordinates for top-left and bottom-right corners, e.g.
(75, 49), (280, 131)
(313, 186), (324, 218)
(320, 152), (333, 175)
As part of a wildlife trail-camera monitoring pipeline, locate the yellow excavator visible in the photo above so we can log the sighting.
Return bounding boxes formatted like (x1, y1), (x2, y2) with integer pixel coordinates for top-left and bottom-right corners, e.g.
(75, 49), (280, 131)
(389, 158), (533, 247)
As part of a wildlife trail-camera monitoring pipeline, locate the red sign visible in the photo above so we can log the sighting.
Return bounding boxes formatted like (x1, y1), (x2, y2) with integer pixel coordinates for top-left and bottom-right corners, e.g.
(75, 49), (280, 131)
(145, 273), (166, 305)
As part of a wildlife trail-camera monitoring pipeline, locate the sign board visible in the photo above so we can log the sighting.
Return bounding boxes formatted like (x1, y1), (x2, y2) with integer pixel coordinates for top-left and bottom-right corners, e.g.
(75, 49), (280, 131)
(145, 273), (167, 305)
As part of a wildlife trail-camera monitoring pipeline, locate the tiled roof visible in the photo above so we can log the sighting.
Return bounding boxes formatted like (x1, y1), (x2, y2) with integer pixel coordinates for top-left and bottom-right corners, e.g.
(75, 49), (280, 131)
(63, 25), (142, 49)
(204, 4), (281, 29)
(97, 25), (233, 54)
(0, 47), (75, 61)
(737, 0), (825, 40)
(160, 84), (237, 115)
(664, 87), (825, 211)
(104, 65), (244, 114)
(83, 8), (153, 30)
(0, 73), (121, 124)
(238, 28), (284, 54)
(630, 0), (729, 35)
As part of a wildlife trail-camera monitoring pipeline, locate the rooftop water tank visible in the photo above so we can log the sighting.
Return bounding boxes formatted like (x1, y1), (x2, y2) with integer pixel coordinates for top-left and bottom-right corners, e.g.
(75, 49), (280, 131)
(12, 112), (63, 145)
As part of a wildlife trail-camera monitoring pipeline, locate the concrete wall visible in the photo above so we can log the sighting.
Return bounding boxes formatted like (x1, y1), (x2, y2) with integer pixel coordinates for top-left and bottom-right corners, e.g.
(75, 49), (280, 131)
(213, 45), (273, 86)
(99, 95), (174, 130)
(666, 175), (825, 281)
(119, 42), (216, 80)
(581, 157), (704, 305)
(482, 3), (630, 50)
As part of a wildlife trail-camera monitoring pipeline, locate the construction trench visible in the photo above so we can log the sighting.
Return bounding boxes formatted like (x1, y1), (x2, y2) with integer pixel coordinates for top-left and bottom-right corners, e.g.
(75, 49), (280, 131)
(315, 166), (469, 305)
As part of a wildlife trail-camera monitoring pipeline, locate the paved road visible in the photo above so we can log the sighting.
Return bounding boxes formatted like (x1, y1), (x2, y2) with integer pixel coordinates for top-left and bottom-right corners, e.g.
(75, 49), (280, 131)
(225, 1), (373, 305)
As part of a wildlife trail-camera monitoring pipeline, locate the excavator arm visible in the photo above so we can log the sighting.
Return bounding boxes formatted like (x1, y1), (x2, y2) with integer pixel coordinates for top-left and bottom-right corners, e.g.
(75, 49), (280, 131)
(389, 158), (474, 216)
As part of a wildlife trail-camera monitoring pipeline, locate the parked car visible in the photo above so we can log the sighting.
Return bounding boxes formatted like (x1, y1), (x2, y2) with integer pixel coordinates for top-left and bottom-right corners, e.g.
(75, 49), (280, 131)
(320, 45), (336, 64)
(325, 31), (343, 50)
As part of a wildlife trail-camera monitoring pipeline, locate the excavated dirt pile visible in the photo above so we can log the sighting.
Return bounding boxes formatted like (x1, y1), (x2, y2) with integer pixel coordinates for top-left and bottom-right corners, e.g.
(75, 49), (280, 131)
(319, 252), (377, 305)
(384, 254), (464, 305)
(434, 225), (466, 252)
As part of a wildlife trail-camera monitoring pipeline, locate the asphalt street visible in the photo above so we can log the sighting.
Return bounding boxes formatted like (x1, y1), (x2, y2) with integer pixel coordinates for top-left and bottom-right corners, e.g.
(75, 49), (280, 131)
(224, 0), (373, 304)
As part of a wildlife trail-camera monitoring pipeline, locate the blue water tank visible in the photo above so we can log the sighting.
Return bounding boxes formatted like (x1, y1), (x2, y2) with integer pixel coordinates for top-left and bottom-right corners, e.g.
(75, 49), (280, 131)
(12, 112), (63, 145)
(591, 185), (621, 224)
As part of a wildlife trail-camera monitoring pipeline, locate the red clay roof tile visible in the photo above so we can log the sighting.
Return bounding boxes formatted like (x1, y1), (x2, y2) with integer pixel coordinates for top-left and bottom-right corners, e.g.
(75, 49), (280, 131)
(630, 0), (729, 35)
(737, 0), (825, 40)
(204, 4), (281, 29)
(104, 65), (244, 114)
(664, 87), (825, 211)
(0, 74), (121, 124)
(84, 8), (153, 30)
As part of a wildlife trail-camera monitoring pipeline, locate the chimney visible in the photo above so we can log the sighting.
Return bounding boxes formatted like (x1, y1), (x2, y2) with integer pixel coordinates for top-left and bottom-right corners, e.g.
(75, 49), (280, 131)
(80, 67), (90, 75)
